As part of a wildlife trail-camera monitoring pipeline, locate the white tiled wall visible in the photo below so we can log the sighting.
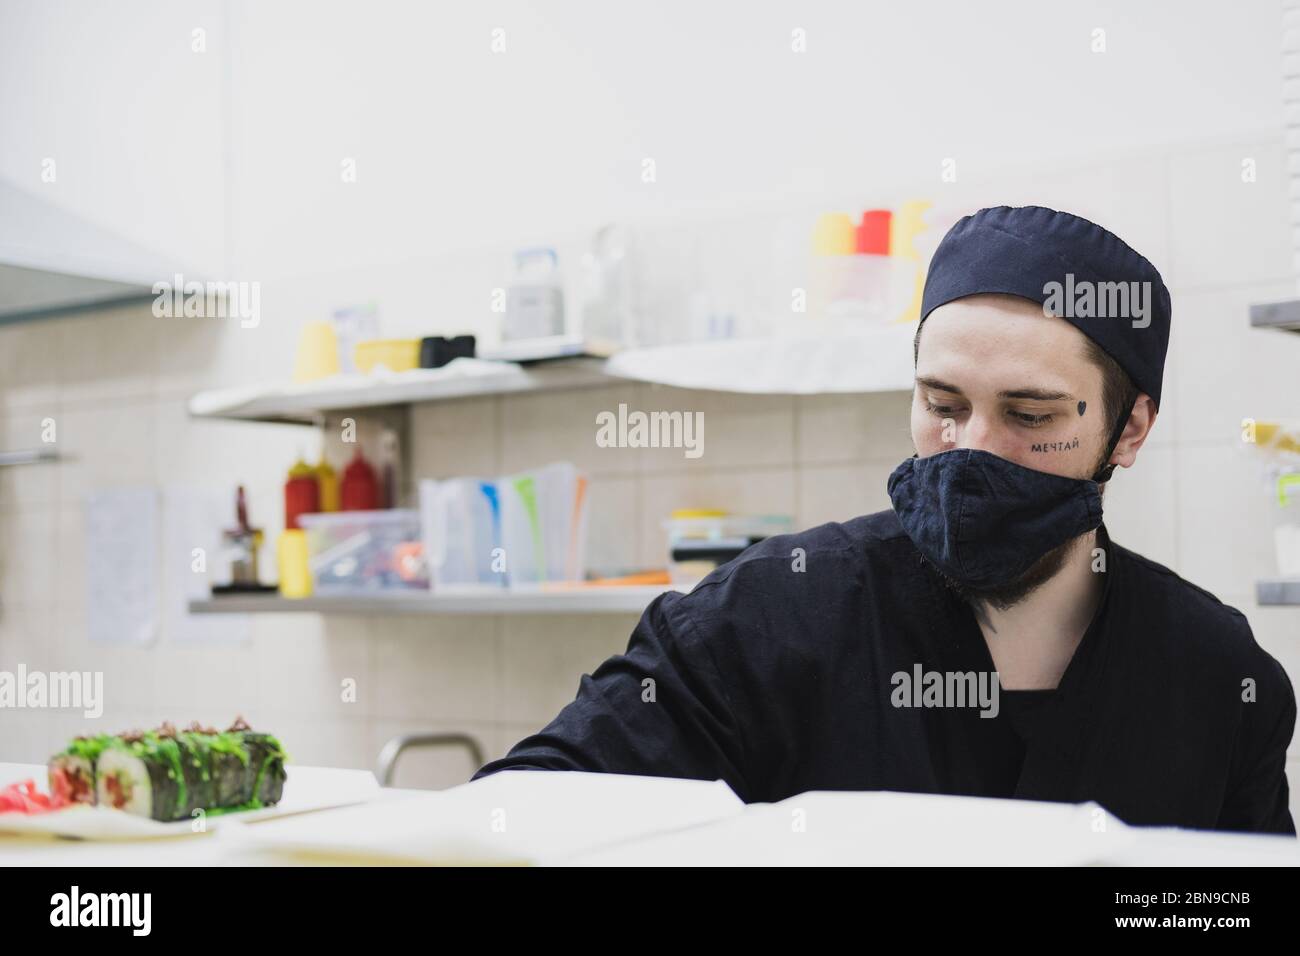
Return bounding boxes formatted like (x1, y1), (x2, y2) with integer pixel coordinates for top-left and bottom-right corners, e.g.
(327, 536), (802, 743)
(1, 136), (1299, 811)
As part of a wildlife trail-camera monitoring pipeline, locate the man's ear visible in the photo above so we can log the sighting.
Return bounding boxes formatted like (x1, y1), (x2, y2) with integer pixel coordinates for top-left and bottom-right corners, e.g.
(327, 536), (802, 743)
(1109, 393), (1158, 470)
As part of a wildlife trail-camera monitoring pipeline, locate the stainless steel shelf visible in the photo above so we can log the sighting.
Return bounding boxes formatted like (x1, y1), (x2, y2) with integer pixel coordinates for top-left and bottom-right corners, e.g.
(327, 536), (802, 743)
(189, 584), (675, 616)
(0, 448), (60, 467)
(1255, 579), (1300, 606)
(1249, 299), (1300, 333)
(187, 357), (614, 425)
(187, 331), (922, 427)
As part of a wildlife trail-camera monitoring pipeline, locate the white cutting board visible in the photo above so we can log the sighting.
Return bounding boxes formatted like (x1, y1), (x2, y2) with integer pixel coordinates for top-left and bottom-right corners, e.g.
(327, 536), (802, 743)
(237, 770), (747, 865)
(0, 762), (380, 840)
(569, 789), (1138, 866)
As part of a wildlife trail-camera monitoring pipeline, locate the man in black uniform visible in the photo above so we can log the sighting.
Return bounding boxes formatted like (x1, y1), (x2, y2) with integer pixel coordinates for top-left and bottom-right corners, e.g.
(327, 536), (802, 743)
(473, 205), (1295, 834)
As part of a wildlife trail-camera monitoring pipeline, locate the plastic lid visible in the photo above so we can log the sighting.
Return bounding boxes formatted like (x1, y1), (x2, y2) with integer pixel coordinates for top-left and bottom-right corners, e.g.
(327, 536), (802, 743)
(513, 247), (559, 278)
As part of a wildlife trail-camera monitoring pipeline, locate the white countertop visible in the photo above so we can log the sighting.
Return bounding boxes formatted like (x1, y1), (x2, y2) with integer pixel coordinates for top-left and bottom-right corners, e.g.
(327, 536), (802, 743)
(3, 762), (1296, 866)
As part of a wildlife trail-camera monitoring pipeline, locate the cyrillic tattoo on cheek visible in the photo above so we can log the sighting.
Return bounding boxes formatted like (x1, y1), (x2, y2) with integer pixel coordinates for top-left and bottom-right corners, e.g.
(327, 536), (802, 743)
(1030, 437), (1080, 453)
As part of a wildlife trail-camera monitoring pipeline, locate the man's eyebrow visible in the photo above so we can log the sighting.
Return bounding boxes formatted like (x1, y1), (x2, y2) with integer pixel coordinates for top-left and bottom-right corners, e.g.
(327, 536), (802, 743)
(915, 376), (964, 394)
(915, 377), (1074, 401)
(997, 387), (1073, 401)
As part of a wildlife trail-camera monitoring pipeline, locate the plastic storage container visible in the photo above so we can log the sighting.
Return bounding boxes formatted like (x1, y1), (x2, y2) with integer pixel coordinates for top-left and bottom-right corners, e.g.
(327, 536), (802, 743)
(1272, 472), (1300, 578)
(420, 463), (588, 590)
(498, 462), (588, 586)
(504, 247), (565, 341)
(354, 339), (420, 374)
(663, 511), (793, 589)
(419, 478), (504, 589)
(1245, 421), (1300, 579)
(298, 509), (427, 594)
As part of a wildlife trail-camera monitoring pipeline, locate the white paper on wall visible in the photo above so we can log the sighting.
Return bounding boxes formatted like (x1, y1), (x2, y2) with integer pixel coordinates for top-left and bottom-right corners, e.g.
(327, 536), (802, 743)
(162, 485), (251, 645)
(84, 487), (160, 646)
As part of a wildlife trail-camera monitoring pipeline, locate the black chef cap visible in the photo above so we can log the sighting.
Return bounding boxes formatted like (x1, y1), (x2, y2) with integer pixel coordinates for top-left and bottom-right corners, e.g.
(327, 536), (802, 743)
(919, 205), (1171, 410)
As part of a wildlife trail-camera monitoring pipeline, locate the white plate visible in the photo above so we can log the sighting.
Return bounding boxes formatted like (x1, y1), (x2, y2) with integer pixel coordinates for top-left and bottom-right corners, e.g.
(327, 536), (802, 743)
(0, 764), (380, 841)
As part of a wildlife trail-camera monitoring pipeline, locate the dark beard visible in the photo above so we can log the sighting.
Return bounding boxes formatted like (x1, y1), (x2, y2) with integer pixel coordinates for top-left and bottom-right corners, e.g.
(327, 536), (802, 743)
(926, 536), (1079, 613)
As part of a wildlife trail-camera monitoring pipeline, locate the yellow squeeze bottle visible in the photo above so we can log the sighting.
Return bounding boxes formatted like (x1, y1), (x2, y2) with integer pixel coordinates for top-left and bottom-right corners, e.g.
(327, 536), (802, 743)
(890, 199), (933, 324)
(316, 457), (340, 512)
(812, 213), (857, 256)
(277, 530), (313, 599)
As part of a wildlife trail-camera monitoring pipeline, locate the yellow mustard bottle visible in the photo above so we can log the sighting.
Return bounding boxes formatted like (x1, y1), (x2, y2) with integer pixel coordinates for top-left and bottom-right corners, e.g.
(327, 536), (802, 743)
(316, 457), (340, 512)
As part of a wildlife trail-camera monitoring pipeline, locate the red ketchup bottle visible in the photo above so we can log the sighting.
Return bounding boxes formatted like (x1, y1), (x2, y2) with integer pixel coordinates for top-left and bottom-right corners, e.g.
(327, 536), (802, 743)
(284, 457), (321, 530)
(340, 449), (380, 511)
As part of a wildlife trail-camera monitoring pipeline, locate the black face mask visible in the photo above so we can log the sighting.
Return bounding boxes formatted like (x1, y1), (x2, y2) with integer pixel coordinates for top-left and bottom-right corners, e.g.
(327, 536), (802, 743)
(887, 448), (1104, 590)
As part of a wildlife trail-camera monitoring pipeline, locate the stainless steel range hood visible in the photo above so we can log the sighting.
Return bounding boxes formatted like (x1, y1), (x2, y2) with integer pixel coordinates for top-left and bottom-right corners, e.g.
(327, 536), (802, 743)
(0, 177), (177, 322)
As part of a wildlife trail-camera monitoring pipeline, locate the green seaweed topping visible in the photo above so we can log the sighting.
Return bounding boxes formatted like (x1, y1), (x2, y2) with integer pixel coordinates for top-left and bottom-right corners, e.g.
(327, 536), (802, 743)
(177, 731), (216, 783)
(207, 731), (252, 766)
(62, 734), (113, 762)
(251, 735), (288, 801)
(148, 735), (186, 812)
(206, 798), (264, 815)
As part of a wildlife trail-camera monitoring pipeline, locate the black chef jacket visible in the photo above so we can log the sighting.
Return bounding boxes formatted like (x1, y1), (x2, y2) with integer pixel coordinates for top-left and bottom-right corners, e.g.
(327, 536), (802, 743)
(473, 510), (1296, 834)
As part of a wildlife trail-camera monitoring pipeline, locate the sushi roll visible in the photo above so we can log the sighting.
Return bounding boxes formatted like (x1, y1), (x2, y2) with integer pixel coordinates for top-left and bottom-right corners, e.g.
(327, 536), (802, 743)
(49, 754), (97, 806)
(56, 718), (289, 821)
(92, 725), (189, 820)
(95, 744), (170, 818)
(48, 735), (109, 807)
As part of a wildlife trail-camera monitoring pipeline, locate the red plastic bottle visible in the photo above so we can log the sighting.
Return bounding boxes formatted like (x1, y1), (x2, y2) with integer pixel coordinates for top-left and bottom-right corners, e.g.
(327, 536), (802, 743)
(284, 457), (321, 530)
(855, 209), (892, 255)
(340, 449), (380, 511)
